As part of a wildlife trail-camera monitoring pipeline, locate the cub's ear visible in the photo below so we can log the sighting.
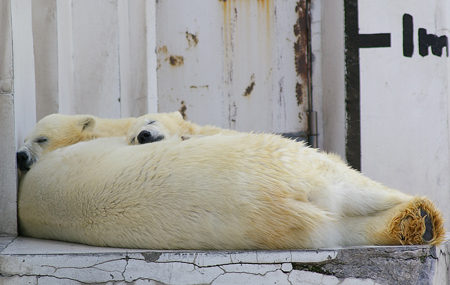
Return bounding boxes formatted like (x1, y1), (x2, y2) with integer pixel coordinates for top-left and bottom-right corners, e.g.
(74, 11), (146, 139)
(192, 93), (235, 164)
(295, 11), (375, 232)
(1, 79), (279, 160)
(77, 116), (96, 131)
(171, 111), (184, 120)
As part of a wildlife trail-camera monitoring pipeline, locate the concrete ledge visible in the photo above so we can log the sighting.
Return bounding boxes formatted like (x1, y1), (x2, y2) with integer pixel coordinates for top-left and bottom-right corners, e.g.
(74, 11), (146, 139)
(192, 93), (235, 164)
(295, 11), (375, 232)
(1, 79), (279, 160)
(0, 236), (449, 284)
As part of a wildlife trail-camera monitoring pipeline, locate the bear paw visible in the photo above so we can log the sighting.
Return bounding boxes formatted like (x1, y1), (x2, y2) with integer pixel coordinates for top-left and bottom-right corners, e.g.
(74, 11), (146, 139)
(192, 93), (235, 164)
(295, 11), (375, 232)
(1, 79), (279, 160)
(389, 198), (446, 245)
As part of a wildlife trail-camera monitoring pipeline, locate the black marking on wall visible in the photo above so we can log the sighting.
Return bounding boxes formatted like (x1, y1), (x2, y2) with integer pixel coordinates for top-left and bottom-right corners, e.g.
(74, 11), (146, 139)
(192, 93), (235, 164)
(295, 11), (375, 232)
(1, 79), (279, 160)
(419, 28), (449, 57)
(403, 13), (448, 58)
(344, 0), (361, 171)
(359, 33), (391, 48)
(344, 7), (449, 170)
(403, 14), (414, 57)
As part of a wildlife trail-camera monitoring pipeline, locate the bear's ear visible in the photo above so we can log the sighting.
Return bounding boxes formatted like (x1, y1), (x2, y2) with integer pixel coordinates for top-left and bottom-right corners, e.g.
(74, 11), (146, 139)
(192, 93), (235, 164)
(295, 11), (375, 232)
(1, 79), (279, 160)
(77, 116), (96, 131)
(171, 111), (184, 120)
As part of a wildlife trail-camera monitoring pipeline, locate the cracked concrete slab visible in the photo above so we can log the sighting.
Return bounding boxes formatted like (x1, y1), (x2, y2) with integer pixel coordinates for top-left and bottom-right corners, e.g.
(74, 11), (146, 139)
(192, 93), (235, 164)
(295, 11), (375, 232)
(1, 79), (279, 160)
(0, 236), (448, 284)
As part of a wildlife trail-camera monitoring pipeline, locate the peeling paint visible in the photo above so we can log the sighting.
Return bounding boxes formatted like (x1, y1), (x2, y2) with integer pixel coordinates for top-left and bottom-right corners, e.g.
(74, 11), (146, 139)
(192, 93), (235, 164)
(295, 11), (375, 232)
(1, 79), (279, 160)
(295, 82), (303, 105)
(186, 31), (199, 48)
(142, 252), (162, 263)
(179, 101), (187, 119)
(298, 112), (303, 123)
(293, 0), (309, 108)
(157, 46), (184, 67)
(169, 55), (184, 66)
(190, 85), (209, 89)
(243, 74), (255, 97)
(158, 45), (169, 54)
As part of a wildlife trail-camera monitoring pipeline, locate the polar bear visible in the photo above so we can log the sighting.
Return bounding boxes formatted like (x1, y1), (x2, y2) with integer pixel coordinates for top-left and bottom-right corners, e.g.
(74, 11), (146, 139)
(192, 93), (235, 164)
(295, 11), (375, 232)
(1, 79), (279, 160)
(16, 114), (135, 171)
(18, 132), (445, 249)
(126, 111), (238, 145)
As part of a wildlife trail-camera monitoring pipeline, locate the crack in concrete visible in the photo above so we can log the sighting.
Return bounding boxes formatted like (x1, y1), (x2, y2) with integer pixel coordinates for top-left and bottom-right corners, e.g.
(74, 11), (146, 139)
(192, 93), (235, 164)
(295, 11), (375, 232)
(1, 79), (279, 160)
(40, 256), (127, 271)
(220, 265), (281, 276)
(121, 254), (129, 281)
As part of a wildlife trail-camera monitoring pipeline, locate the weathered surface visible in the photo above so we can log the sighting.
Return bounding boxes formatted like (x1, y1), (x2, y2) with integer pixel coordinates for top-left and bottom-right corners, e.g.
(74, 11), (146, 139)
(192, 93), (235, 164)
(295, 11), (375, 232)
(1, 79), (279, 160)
(0, 236), (448, 284)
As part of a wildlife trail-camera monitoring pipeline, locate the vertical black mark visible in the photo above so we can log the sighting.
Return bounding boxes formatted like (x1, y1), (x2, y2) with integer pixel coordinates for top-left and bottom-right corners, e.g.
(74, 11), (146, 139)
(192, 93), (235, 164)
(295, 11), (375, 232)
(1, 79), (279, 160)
(344, 0), (361, 171)
(403, 14), (414, 57)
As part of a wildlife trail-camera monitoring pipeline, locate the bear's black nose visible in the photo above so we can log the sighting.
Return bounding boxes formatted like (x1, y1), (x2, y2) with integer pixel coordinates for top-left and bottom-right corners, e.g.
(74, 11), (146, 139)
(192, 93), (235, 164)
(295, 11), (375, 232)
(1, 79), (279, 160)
(17, 151), (30, 171)
(137, 130), (153, 144)
(137, 130), (164, 144)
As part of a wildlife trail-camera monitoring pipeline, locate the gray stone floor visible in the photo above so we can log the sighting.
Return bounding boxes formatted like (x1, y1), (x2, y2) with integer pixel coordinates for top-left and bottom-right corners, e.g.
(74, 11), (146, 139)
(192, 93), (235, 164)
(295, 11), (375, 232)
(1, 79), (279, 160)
(0, 235), (449, 284)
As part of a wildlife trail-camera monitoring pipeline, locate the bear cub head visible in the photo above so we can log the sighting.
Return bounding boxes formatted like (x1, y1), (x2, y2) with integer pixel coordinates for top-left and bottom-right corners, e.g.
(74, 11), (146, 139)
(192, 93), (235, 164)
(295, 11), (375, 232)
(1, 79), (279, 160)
(127, 111), (192, 145)
(17, 114), (96, 171)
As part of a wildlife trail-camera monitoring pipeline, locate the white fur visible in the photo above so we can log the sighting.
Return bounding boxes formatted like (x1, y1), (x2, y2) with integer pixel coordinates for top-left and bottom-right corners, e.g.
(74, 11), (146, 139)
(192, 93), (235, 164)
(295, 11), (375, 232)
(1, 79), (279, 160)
(19, 133), (416, 250)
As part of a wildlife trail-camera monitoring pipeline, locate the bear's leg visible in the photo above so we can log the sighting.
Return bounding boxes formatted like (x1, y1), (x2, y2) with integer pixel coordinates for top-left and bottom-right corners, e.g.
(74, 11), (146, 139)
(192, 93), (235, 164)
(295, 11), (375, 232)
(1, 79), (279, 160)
(372, 196), (446, 246)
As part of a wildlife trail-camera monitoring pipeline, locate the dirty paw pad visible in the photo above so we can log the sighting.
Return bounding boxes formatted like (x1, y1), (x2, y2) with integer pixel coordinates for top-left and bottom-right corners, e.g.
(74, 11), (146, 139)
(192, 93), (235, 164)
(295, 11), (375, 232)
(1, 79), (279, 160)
(420, 209), (433, 242)
(390, 198), (445, 245)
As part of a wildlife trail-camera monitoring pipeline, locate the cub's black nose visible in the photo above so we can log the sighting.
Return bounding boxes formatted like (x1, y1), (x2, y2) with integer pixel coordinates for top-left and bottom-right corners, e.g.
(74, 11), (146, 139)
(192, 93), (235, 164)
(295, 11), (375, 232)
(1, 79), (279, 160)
(137, 130), (164, 144)
(137, 130), (153, 144)
(17, 151), (30, 171)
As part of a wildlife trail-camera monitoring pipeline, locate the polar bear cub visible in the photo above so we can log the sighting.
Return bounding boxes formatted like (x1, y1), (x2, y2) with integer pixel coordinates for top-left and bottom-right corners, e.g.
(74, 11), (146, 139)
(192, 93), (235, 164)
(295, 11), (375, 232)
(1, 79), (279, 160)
(16, 114), (135, 171)
(127, 111), (238, 144)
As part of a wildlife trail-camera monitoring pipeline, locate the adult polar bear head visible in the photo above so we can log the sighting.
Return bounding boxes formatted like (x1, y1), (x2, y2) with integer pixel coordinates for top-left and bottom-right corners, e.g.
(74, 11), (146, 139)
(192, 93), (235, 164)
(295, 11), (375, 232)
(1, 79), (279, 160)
(16, 114), (135, 171)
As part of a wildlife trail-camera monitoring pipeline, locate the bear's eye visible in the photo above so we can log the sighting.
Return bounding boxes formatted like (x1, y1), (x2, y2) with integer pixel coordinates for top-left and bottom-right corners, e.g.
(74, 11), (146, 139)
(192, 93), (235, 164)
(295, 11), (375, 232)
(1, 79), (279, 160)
(35, 137), (48, 144)
(147, 120), (156, 125)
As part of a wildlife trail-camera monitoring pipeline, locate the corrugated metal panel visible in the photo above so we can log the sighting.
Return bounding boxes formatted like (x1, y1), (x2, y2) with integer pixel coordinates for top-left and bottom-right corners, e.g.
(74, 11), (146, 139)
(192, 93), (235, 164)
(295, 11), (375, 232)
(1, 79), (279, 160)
(24, 0), (310, 135)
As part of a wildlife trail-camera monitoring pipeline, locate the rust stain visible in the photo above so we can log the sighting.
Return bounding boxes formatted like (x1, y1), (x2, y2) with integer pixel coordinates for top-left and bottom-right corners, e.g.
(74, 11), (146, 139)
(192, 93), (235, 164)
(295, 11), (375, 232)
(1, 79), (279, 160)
(158, 46), (184, 67)
(158, 45), (168, 54)
(296, 82), (303, 105)
(243, 74), (255, 97)
(293, 0), (309, 106)
(169, 55), (184, 66)
(186, 32), (199, 48)
(179, 101), (187, 120)
(298, 112), (303, 123)
(190, 85), (209, 89)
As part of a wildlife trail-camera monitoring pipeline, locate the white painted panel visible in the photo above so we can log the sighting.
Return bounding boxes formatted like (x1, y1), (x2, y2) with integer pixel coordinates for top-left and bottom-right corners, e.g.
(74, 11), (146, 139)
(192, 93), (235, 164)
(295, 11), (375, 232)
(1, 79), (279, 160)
(310, 0), (324, 150)
(119, 0), (157, 117)
(32, 0), (59, 120)
(11, 0), (37, 148)
(0, 0), (13, 95)
(56, 0), (75, 115)
(72, 0), (121, 118)
(0, 0), (17, 236)
(156, 0), (225, 127)
(157, 0), (308, 134)
(320, 1), (346, 158)
(0, 94), (17, 236)
(359, 1), (450, 227)
(145, 0), (158, 114)
(272, 0), (308, 133)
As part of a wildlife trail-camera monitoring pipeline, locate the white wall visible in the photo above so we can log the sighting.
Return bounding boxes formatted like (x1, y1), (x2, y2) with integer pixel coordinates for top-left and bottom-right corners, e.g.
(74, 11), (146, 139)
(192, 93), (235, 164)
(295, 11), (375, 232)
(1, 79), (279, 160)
(359, 1), (450, 228)
(320, 0), (346, 157)
(0, 0), (16, 236)
(319, 0), (450, 228)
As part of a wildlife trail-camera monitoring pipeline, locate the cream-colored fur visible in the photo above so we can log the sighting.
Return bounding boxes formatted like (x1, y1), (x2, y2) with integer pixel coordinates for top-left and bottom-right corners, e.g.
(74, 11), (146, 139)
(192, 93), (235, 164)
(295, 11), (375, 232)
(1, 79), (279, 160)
(18, 133), (445, 250)
(127, 112), (238, 144)
(16, 114), (135, 171)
